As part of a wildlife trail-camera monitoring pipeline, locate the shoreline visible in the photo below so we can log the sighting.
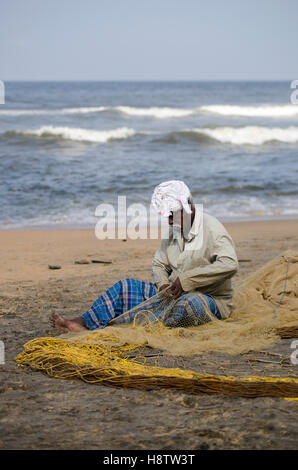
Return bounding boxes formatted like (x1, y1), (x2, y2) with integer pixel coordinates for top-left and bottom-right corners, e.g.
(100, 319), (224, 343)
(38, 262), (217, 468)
(0, 217), (297, 286)
(1, 214), (298, 231)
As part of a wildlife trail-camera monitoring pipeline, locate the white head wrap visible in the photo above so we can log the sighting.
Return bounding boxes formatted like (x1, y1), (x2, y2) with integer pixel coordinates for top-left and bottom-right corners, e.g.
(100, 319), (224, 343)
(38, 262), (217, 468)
(151, 180), (192, 217)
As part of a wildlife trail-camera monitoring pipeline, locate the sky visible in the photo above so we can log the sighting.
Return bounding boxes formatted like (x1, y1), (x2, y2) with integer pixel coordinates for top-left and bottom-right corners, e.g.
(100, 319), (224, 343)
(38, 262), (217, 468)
(0, 0), (297, 81)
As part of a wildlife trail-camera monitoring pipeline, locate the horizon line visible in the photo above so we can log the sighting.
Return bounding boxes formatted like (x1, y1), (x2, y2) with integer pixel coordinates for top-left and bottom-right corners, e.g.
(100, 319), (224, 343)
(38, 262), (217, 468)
(1, 78), (295, 83)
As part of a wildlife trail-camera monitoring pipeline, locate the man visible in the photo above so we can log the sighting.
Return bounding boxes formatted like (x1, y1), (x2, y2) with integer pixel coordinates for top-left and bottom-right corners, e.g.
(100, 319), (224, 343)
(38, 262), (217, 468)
(50, 180), (238, 332)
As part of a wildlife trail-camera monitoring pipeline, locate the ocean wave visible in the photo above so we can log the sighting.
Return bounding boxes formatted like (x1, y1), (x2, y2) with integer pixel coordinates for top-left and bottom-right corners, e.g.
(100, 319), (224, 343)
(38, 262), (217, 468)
(0, 105), (194, 118)
(5, 126), (138, 143)
(4, 125), (298, 146)
(114, 106), (195, 118)
(0, 107), (107, 116)
(2, 103), (298, 119)
(201, 104), (298, 117)
(179, 126), (298, 145)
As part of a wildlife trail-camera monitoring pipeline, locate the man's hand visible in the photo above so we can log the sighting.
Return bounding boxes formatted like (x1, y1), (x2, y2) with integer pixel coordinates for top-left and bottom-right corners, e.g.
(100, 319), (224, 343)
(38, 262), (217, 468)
(159, 284), (170, 292)
(169, 277), (184, 299)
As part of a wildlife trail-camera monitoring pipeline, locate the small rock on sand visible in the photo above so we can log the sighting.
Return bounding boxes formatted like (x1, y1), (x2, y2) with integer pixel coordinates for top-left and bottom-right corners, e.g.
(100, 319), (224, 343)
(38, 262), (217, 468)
(91, 260), (112, 264)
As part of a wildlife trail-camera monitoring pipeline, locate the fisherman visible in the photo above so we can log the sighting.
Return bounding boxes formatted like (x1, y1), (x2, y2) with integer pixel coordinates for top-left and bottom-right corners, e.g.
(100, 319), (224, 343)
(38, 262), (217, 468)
(50, 180), (238, 332)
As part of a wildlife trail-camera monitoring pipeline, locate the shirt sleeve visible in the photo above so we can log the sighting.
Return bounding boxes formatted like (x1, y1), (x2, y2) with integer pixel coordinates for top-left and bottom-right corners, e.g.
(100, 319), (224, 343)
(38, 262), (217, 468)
(179, 234), (239, 292)
(152, 238), (172, 289)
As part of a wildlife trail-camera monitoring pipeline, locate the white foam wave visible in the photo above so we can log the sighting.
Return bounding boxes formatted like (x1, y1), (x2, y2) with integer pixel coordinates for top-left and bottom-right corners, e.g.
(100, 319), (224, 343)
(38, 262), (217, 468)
(201, 104), (298, 117)
(6, 125), (298, 145)
(59, 106), (107, 114)
(2, 103), (298, 119)
(0, 107), (107, 116)
(13, 126), (137, 143)
(115, 106), (195, 118)
(0, 105), (192, 118)
(188, 126), (298, 145)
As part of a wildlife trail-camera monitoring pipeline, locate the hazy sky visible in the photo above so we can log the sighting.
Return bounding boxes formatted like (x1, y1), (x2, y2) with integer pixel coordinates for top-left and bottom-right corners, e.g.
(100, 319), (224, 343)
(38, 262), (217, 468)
(1, 0), (297, 80)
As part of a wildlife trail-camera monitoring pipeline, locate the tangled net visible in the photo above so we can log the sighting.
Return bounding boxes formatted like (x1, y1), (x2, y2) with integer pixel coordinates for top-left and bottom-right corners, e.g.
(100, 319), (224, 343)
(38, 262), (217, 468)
(15, 337), (298, 398)
(108, 285), (218, 329)
(15, 250), (298, 398)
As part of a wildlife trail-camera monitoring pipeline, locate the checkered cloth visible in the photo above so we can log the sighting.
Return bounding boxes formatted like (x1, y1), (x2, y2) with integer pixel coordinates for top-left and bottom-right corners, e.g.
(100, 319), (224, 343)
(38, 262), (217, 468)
(82, 279), (156, 330)
(82, 278), (221, 330)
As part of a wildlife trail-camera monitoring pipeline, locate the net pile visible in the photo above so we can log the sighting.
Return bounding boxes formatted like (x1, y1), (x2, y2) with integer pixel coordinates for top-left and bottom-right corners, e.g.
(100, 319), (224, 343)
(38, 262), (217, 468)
(15, 250), (298, 397)
(15, 336), (298, 398)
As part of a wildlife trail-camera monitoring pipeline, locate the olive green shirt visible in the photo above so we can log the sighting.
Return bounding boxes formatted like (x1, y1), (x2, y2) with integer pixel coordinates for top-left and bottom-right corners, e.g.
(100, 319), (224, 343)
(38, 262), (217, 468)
(152, 211), (238, 319)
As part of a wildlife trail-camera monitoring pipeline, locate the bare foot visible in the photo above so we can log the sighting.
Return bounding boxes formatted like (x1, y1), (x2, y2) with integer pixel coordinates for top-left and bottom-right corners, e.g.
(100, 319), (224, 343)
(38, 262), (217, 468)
(49, 312), (87, 332)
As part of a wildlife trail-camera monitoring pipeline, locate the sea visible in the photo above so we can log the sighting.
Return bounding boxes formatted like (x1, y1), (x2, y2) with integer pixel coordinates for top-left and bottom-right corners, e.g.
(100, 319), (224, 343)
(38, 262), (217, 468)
(0, 80), (298, 229)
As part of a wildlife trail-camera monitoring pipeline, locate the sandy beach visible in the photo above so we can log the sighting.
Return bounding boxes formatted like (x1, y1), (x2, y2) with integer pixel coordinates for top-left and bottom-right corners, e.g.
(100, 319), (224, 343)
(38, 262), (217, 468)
(2, 0), (298, 454)
(1, 218), (298, 450)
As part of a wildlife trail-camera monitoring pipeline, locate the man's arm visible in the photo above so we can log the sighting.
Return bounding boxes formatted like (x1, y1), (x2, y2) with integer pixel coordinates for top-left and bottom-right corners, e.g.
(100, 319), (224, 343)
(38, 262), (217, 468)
(179, 234), (238, 292)
(152, 239), (172, 290)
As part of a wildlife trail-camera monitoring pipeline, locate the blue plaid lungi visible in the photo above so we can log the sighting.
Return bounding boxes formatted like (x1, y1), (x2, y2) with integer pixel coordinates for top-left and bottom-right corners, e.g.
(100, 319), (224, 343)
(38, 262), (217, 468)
(82, 278), (221, 330)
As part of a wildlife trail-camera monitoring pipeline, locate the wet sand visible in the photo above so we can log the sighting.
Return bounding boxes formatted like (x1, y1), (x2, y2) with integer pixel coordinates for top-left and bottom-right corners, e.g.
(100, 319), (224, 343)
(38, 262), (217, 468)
(0, 218), (298, 449)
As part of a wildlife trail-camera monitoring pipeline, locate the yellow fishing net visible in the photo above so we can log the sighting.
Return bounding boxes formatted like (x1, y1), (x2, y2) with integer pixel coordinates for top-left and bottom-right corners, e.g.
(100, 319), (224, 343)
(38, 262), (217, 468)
(15, 250), (298, 398)
(15, 336), (298, 398)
